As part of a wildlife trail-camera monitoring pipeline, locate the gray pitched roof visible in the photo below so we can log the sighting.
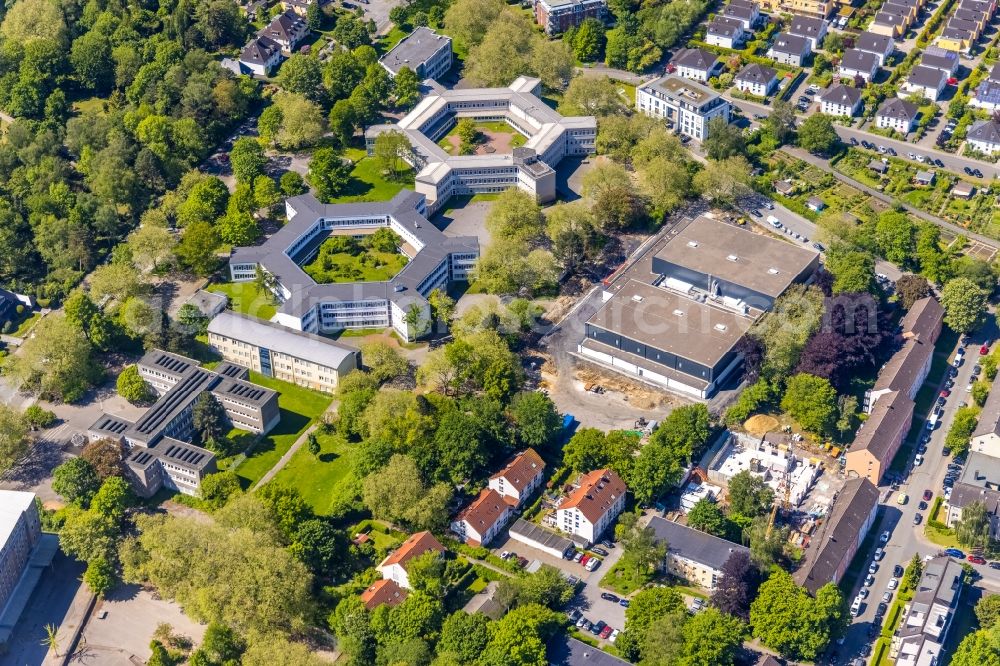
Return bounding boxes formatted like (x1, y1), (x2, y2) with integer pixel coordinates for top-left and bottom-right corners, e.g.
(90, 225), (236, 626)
(990, 62), (1000, 83)
(647, 516), (749, 571)
(974, 381), (1000, 438)
(969, 119), (1000, 144)
(907, 65), (947, 89)
(850, 390), (914, 460)
(920, 49), (959, 72)
(708, 16), (744, 37)
(856, 31), (893, 55)
(840, 48), (880, 73)
(899, 296), (943, 341)
(877, 97), (919, 121)
(821, 83), (862, 106)
(548, 637), (630, 666)
(795, 478), (879, 595)
(789, 15), (825, 38)
(735, 62), (777, 84)
(770, 32), (810, 55)
(674, 47), (720, 71)
(241, 36), (281, 65)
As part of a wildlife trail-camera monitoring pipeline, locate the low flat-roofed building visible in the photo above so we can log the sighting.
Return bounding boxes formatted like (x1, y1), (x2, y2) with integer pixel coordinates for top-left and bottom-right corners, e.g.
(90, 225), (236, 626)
(844, 390), (914, 484)
(946, 452), (1000, 537)
(636, 76), (731, 141)
(579, 215), (818, 398)
(207, 310), (359, 393)
(794, 477), (879, 595)
(893, 557), (964, 666)
(647, 516), (749, 590)
(378, 27), (453, 80)
(509, 518), (579, 558)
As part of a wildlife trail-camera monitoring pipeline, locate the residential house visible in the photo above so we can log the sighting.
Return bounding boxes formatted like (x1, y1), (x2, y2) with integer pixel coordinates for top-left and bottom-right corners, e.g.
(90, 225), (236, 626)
(971, 80), (1000, 111)
(707, 16), (746, 49)
(869, 12), (907, 37)
(953, 7), (989, 30)
(635, 76), (732, 141)
(902, 65), (948, 101)
(768, 33), (811, 67)
(788, 15), (828, 49)
(488, 448), (546, 507)
(844, 390), (914, 484)
(960, 0), (995, 16)
(360, 579), (407, 610)
(758, 0), (837, 18)
(936, 25), (976, 53)
(951, 181), (976, 198)
(819, 83), (863, 116)
(971, 383), (1000, 458)
(806, 197), (825, 211)
(948, 16), (983, 40)
(734, 63), (779, 96)
(555, 469), (627, 544)
(968, 119), (1000, 155)
(671, 48), (723, 82)
(794, 478), (879, 595)
(894, 557), (965, 666)
(238, 36), (282, 76)
(883, 1), (918, 24)
(451, 488), (513, 546)
(647, 517), (750, 590)
(259, 9), (309, 54)
(919, 46), (960, 76)
(547, 636), (631, 666)
(900, 296), (944, 346)
(378, 27), (453, 80)
(377, 531), (446, 590)
(876, 97), (919, 133)
(869, 159), (890, 174)
(281, 0), (314, 16)
(991, 62), (1000, 83)
(915, 169), (935, 186)
(722, 0), (761, 29)
(838, 49), (880, 83)
(946, 453), (1000, 538)
(533, 0), (608, 35)
(855, 32), (895, 66)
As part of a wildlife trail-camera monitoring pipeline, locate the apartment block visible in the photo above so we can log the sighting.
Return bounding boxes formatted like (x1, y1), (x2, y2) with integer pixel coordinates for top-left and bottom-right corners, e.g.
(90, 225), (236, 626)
(379, 28), (453, 80)
(636, 76), (731, 141)
(533, 0), (607, 34)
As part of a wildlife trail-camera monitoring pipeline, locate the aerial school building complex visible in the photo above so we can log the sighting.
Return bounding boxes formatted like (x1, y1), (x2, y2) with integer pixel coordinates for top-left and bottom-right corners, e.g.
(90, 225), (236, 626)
(579, 216), (820, 398)
(365, 77), (597, 212)
(228, 190), (479, 340)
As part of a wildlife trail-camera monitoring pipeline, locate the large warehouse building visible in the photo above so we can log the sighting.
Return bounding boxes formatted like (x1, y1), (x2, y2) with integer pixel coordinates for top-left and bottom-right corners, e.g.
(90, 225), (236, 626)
(578, 215), (819, 398)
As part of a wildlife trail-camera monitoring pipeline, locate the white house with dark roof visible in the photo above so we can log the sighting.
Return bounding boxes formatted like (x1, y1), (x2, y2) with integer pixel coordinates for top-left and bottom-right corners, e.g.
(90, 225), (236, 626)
(876, 97), (919, 133)
(902, 65), (948, 101)
(768, 33), (811, 66)
(636, 76), (731, 141)
(259, 9), (309, 53)
(971, 377), (1000, 457)
(838, 49), (880, 82)
(238, 36), (282, 76)
(855, 32), (894, 65)
(671, 48), (723, 82)
(820, 83), (862, 116)
(968, 119), (1000, 155)
(722, 0), (760, 29)
(647, 516), (749, 590)
(706, 16), (746, 49)
(919, 46), (960, 75)
(870, 11), (907, 37)
(734, 63), (778, 96)
(788, 15), (827, 49)
(972, 80), (1000, 110)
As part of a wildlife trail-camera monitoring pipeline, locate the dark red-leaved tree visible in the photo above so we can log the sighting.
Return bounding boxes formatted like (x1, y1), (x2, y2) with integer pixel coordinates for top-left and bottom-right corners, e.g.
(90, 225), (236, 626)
(710, 550), (760, 620)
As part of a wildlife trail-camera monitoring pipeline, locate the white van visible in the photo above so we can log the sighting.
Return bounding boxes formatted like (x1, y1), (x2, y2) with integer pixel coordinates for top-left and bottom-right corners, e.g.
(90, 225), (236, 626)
(850, 596), (863, 616)
(927, 412), (939, 430)
(767, 215), (781, 228)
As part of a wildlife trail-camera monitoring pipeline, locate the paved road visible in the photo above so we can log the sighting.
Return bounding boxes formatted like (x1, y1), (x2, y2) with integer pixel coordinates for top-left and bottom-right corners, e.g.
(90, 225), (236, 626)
(834, 330), (1000, 665)
(726, 95), (1000, 180)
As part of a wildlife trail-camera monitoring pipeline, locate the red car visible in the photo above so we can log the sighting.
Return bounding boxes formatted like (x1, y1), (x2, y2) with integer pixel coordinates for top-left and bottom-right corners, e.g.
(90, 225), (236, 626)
(580, 555), (590, 566)
(969, 555), (987, 565)
(981, 345), (991, 356)
(600, 625), (614, 639)
(923, 490), (933, 501)
(940, 389), (950, 398)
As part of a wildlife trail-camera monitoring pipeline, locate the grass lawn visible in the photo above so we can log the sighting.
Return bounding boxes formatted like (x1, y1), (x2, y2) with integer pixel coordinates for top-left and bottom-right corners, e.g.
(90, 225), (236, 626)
(11, 311), (42, 337)
(207, 282), (278, 321)
(269, 430), (357, 515)
(438, 120), (528, 155)
(72, 97), (106, 115)
(332, 155), (414, 204)
(303, 245), (408, 283)
(599, 560), (655, 596)
(232, 373), (332, 488)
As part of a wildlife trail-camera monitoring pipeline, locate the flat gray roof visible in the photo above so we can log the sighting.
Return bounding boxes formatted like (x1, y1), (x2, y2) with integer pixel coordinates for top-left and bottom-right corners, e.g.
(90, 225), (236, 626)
(642, 75), (722, 106)
(208, 310), (359, 369)
(586, 279), (752, 367)
(378, 27), (451, 76)
(654, 216), (818, 299)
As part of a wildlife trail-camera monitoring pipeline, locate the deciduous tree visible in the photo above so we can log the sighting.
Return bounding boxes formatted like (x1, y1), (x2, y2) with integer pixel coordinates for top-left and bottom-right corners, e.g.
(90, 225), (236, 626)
(941, 277), (988, 333)
(781, 373), (838, 437)
(117, 365), (152, 404)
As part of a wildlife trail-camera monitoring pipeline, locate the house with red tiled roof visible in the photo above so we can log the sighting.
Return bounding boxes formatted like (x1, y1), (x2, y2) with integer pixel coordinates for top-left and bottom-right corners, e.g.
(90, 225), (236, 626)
(377, 531), (445, 590)
(450, 488), (513, 547)
(360, 578), (407, 610)
(488, 448), (545, 507)
(555, 469), (627, 544)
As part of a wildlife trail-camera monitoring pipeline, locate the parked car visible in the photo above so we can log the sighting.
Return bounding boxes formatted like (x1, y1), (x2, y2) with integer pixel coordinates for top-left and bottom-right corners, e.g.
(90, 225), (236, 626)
(945, 548), (965, 558)
(888, 578), (899, 590)
(913, 513), (923, 525)
(812, 242), (825, 251)
(981, 344), (991, 355)
(600, 624), (614, 639)
(850, 137), (859, 145)
(989, 562), (1000, 570)
(601, 593), (620, 603)
(609, 629), (620, 643)
(576, 616), (589, 628)
(869, 561), (879, 574)
(619, 598), (630, 607)
(601, 540), (615, 549)
(568, 609), (582, 622)
(591, 620), (606, 636)
(918, 501), (928, 510)
(883, 591), (893, 603)
(859, 587), (869, 599)
(573, 551), (584, 563)
(880, 530), (890, 544)
(876, 602), (888, 617)
(964, 166), (974, 175)
(969, 555), (987, 565)
(915, 454), (924, 466)
(585, 557), (601, 572)
(864, 574), (875, 587)
(893, 564), (904, 577)
(874, 547), (884, 560)
(592, 547), (609, 557)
